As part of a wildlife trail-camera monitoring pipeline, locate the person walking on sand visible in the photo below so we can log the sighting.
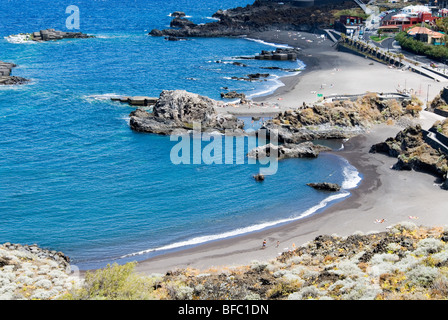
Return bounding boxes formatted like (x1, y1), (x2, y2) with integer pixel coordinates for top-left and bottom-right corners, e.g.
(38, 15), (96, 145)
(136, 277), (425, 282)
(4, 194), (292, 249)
(262, 239), (266, 249)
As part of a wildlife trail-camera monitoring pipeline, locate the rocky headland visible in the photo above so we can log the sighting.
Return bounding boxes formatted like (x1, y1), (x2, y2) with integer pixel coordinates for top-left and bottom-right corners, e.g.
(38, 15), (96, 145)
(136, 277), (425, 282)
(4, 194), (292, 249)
(0, 61), (29, 85)
(129, 90), (245, 135)
(259, 93), (423, 143)
(149, 0), (354, 38)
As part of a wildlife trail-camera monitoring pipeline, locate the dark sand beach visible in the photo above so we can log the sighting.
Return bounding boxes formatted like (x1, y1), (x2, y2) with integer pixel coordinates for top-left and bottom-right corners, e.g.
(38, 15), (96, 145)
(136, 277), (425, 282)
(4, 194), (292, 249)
(135, 31), (448, 275)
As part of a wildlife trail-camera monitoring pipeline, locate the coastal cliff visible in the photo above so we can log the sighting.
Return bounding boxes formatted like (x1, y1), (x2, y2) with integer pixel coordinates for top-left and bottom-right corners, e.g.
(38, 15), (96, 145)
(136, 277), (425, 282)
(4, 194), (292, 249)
(149, 0), (354, 38)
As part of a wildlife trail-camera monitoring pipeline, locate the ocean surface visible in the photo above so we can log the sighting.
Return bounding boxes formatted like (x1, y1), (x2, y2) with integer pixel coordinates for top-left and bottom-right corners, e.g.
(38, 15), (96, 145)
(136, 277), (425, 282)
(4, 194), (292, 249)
(0, 0), (361, 270)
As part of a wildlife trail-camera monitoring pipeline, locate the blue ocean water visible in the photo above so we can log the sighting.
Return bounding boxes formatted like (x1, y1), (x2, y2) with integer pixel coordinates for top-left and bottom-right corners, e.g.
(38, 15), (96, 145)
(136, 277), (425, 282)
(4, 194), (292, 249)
(0, 0), (361, 269)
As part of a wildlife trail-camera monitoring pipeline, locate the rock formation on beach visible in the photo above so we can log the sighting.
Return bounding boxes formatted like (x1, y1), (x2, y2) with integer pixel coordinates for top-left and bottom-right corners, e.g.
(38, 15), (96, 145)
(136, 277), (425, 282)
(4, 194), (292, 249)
(247, 142), (330, 160)
(220, 91), (246, 101)
(149, 0), (354, 38)
(259, 93), (423, 142)
(429, 87), (448, 117)
(0, 61), (29, 85)
(306, 182), (341, 192)
(370, 124), (448, 188)
(129, 90), (245, 135)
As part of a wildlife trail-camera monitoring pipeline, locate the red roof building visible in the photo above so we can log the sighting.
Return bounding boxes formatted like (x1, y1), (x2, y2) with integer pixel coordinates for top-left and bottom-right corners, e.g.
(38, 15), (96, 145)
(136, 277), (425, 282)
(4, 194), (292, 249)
(381, 12), (441, 31)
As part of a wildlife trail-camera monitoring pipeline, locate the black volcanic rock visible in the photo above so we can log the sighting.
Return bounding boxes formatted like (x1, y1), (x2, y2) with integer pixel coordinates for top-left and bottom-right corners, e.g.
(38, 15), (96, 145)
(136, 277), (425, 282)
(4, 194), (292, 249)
(0, 61), (29, 85)
(30, 29), (94, 41)
(149, 1), (354, 38)
(170, 18), (197, 29)
(171, 11), (186, 18)
(7, 29), (94, 42)
(370, 125), (448, 182)
(307, 182), (341, 192)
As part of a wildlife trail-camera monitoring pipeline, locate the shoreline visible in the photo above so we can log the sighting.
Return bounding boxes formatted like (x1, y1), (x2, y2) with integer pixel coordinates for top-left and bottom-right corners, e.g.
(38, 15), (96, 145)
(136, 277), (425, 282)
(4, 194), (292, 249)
(96, 30), (448, 275)
(134, 120), (447, 275)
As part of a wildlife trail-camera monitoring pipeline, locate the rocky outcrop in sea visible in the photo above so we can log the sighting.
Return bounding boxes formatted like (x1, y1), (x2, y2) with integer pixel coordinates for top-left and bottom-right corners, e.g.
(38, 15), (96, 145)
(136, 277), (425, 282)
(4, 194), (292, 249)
(0, 61), (29, 85)
(6, 29), (94, 42)
(129, 90), (245, 135)
(306, 182), (341, 192)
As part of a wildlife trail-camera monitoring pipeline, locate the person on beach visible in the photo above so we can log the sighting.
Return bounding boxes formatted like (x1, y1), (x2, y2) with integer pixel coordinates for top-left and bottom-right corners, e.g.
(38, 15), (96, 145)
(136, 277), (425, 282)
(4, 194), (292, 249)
(262, 239), (267, 249)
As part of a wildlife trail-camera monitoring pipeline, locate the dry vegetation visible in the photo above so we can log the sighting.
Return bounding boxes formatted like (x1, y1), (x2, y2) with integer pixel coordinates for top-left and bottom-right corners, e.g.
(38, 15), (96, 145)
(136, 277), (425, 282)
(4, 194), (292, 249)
(60, 223), (448, 300)
(433, 119), (448, 136)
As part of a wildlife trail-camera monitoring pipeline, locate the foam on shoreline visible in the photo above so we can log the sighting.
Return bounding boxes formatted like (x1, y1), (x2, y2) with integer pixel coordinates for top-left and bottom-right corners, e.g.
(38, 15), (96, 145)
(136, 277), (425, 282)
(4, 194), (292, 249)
(116, 156), (359, 262)
(245, 37), (293, 49)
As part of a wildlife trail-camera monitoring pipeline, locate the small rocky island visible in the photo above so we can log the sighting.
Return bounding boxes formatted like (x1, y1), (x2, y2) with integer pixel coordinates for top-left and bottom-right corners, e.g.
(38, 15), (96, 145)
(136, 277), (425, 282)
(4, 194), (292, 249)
(0, 61), (29, 85)
(129, 90), (245, 135)
(7, 29), (94, 42)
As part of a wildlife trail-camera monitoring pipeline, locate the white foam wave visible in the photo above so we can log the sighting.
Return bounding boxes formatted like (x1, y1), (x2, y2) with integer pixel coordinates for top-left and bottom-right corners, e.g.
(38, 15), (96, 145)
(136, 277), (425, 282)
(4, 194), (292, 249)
(245, 38), (293, 49)
(246, 75), (285, 99)
(4, 34), (34, 44)
(341, 160), (362, 190)
(84, 93), (121, 102)
(118, 191), (350, 260)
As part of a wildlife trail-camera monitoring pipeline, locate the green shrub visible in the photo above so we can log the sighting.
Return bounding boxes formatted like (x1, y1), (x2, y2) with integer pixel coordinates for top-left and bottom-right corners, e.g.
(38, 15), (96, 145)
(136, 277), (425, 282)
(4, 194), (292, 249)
(60, 262), (161, 300)
(395, 31), (448, 61)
